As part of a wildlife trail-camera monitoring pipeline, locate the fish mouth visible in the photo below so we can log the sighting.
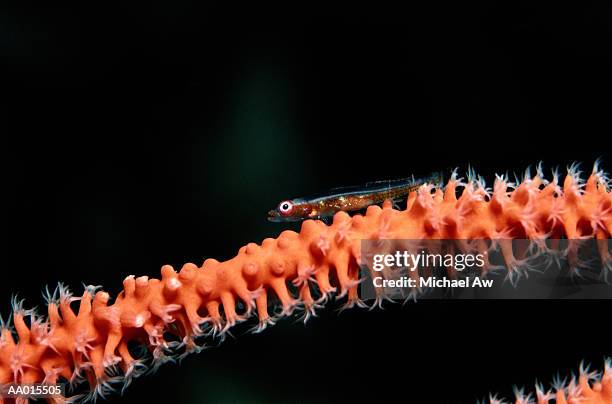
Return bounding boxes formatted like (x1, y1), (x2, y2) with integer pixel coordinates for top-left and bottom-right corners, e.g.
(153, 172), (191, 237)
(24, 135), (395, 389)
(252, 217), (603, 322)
(267, 210), (281, 222)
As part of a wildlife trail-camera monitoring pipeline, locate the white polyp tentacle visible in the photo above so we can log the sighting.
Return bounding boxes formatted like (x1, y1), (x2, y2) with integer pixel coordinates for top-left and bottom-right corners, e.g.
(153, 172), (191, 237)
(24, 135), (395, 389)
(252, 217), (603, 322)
(292, 264), (317, 287)
(243, 286), (264, 316)
(503, 258), (532, 288)
(534, 382), (554, 402)
(295, 300), (323, 324)
(249, 316), (275, 334)
(369, 292), (395, 311)
(591, 200), (612, 234)
(42, 365), (64, 385)
(512, 386), (534, 404)
(70, 361), (93, 387)
(579, 360), (601, 383)
(449, 167), (466, 188)
(121, 359), (148, 395)
(73, 332), (96, 361)
(334, 277), (364, 301)
(83, 284), (103, 296)
(102, 354), (122, 369)
(488, 394), (510, 404)
(336, 294), (367, 313)
(220, 312), (248, 335)
(177, 336), (205, 361)
(316, 235), (331, 256)
(150, 344), (176, 373)
(476, 175), (492, 199)
(535, 161), (548, 183)
(315, 287), (337, 305)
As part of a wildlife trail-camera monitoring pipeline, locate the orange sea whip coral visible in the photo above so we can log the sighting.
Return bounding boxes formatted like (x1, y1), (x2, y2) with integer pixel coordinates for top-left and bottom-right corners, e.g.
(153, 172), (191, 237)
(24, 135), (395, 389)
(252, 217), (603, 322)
(0, 164), (611, 403)
(483, 359), (612, 404)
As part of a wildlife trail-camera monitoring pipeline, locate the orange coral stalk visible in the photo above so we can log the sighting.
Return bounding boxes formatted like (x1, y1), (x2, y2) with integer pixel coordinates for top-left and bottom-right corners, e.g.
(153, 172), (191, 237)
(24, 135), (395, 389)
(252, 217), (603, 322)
(484, 359), (612, 403)
(0, 164), (611, 403)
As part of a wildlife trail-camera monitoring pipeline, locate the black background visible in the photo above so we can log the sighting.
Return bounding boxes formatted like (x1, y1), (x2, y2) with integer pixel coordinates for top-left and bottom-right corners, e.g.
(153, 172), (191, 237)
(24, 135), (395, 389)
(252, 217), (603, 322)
(2, 1), (611, 403)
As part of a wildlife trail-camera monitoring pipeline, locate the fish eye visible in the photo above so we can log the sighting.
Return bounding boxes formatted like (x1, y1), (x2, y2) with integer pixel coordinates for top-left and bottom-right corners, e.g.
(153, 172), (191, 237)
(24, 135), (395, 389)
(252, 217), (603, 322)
(278, 200), (294, 215)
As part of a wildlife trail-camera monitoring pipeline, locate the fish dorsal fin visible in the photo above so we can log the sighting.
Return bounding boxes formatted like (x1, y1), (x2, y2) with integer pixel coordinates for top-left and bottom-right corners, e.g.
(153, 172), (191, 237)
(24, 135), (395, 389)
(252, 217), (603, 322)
(327, 176), (418, 192)
(328, 173), (445, 191)
(363, 176), (418, 188)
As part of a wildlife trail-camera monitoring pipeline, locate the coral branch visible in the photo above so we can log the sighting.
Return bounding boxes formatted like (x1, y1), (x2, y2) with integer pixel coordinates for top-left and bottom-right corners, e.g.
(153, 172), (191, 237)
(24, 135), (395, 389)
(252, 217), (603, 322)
(0, 165), (611, 402)
(483, 359), (612, 404)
